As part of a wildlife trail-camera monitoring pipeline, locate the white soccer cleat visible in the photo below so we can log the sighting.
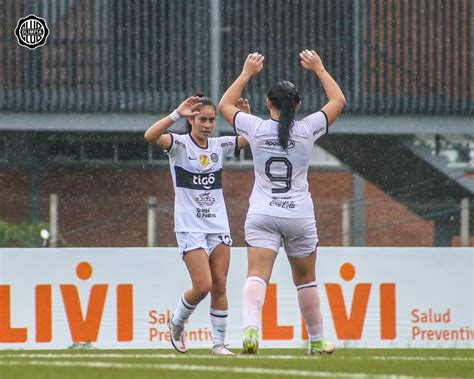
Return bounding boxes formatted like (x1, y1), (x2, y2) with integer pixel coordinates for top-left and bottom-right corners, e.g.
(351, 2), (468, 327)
(212, 344), (235, 356)
(309, 339), (336, 355)
(167, 316), (187, 353)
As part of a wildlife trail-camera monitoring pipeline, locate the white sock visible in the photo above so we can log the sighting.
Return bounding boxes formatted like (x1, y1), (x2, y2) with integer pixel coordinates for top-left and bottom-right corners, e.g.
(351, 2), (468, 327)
(210, 308), (228, 346)
(173, 296), (197, 327)
(243, 276), (267, 331)
(297, 282), (323, 341)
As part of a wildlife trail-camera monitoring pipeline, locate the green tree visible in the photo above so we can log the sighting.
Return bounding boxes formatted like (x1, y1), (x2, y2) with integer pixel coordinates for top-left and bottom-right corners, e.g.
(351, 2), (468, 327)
(0, 221), (48, 247)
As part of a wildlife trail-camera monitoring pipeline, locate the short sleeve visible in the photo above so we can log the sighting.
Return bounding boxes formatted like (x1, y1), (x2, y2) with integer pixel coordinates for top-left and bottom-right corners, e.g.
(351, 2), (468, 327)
(218, 136), (239, 158)
(301, 110), (329, 143)
(166, 133), (186, 157)
(233, 111), (263, 141)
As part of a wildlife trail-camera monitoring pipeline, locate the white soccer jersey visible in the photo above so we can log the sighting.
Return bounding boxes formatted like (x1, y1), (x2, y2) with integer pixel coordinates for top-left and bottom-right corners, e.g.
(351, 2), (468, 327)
(234, 111), (328, 218)
(167, 133), (238, 233)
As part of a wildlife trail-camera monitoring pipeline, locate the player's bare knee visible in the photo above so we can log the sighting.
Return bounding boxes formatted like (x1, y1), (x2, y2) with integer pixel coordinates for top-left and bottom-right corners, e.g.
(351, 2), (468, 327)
(194, 281), (212, 300)
(293, 274), (316, 287)
(211, 279), (227, 297)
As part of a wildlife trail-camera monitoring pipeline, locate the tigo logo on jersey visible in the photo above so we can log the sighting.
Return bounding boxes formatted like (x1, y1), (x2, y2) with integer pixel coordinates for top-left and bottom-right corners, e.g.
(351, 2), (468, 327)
(193, 173), (215, 189)
(0, 262), (133, 343)
(175, 166), (222, 190)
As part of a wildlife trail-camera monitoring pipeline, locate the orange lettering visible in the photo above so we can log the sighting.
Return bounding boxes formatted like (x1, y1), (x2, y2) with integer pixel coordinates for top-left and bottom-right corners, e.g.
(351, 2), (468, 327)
(380, 283), (396, 339)
(60, 284), (108, 342)
(35, 285), (52, 342)
(117, 284), (133, 341)
(325, 283), (371, 339)
(0, 285), (27, 342)
(262, 283), (293, 340)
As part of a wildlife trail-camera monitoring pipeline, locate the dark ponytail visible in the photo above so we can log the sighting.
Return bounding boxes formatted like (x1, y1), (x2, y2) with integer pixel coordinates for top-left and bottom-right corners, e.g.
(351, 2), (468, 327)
(267, 81), (301, 151)
(185, 93), (216, 133)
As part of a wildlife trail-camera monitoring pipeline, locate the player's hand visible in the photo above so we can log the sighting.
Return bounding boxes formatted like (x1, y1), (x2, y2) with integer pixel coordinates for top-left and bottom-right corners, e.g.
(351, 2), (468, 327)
(300, 49), (325, 74)
(176, 96), (202, 117)
(236, 97), (251, 114)
(242, 52), (264, 77)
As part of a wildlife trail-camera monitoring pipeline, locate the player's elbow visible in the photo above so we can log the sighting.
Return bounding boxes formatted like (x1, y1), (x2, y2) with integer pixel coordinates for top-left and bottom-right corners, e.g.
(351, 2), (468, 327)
(144, 129), (153, 144)
(219, 97), (235, 112)
(338, 94), (347, 108)
(218, 103), (234, 124)
(218, 100), (227, 113)
(333, 96), (346, 113)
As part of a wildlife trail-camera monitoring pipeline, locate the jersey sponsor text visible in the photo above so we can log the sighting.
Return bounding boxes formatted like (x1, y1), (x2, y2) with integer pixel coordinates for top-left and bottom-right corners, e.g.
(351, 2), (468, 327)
(175, 166), (222, 190)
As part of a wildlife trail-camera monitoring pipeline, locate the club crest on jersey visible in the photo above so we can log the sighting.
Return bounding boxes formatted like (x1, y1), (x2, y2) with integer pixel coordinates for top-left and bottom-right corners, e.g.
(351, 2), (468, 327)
(211, 153), (219, 163)
(199, 154), (209, 167)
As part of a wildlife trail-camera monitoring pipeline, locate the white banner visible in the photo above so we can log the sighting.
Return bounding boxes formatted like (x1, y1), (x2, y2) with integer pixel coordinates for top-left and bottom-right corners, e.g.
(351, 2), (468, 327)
(0, 247), (472, 349)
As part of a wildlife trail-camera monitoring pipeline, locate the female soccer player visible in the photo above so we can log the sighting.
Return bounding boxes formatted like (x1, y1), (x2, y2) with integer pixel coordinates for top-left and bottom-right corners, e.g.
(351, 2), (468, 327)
(219, 50), (346, 355)
(144, 94), (249, 355)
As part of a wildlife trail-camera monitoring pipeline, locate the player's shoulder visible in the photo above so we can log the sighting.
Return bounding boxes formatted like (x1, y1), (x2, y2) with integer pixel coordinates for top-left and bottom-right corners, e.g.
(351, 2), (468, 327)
(167, 133), (188, 155)
(250, 118), (276, 136)
(292, 119), (312, 134)
(235, 112), (266, 131)
(292, 115), (326, 139)
(170, 132), (188, 144)
(210, 135), (237, 147)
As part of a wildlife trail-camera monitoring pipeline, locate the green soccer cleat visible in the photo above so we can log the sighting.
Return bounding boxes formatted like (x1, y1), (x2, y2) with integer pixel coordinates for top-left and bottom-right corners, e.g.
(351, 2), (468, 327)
(309, 339), (336, 355)
(242, 328), (259, 354)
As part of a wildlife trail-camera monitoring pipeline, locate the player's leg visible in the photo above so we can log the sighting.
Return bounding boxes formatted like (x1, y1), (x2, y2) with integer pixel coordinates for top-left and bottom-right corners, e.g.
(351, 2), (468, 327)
(284, 218), (335, 355)
(242, 214), (280, 354)
(208, 236), (233, 355)
(169, 233), (212, 353)
(287, 251), (334, 355)
(242, 246), (277, 354)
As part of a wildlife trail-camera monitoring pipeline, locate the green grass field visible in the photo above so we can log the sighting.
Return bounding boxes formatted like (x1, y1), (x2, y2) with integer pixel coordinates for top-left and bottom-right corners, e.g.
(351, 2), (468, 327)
(0, 348), (472, 379)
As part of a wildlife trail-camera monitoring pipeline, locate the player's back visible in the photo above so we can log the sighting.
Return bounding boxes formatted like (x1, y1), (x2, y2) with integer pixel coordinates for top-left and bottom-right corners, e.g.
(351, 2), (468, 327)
(234, 111), (328, 218)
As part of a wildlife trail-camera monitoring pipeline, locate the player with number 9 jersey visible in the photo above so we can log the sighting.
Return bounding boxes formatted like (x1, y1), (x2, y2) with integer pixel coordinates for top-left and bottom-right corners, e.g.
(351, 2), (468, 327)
(233, 109), (328, 219)
(219, 50), (346, 356)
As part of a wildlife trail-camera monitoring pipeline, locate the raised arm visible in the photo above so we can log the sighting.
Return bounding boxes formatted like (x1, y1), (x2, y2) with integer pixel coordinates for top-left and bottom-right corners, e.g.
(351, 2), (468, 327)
(218, 53), (264, 126)
(144, 96), (201, 149)
(300, 50), (346, 126)
(235, 98), (250, 150)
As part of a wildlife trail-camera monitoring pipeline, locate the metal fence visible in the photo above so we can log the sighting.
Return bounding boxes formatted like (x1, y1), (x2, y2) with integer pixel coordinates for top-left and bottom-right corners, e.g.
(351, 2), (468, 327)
(1, 0), (472, 114)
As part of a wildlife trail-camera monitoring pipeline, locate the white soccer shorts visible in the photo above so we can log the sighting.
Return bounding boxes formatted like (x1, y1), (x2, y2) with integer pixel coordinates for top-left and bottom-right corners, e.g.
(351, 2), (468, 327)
(244, 214), (318, 257)
(175, 232), (232, 258)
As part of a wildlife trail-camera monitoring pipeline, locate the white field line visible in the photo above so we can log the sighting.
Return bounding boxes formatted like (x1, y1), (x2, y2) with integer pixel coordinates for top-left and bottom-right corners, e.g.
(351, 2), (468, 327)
(0, 353), (472, 362)
(0, 359), (442, 379)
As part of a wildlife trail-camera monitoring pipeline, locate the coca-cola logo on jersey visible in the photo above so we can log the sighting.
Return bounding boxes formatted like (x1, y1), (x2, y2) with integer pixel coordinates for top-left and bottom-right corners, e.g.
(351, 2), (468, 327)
(269, 199), (296, 209)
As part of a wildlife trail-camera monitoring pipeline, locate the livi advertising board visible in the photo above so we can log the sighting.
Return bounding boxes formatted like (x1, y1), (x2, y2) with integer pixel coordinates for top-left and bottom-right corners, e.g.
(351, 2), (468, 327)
(0, 248), (472, 349)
